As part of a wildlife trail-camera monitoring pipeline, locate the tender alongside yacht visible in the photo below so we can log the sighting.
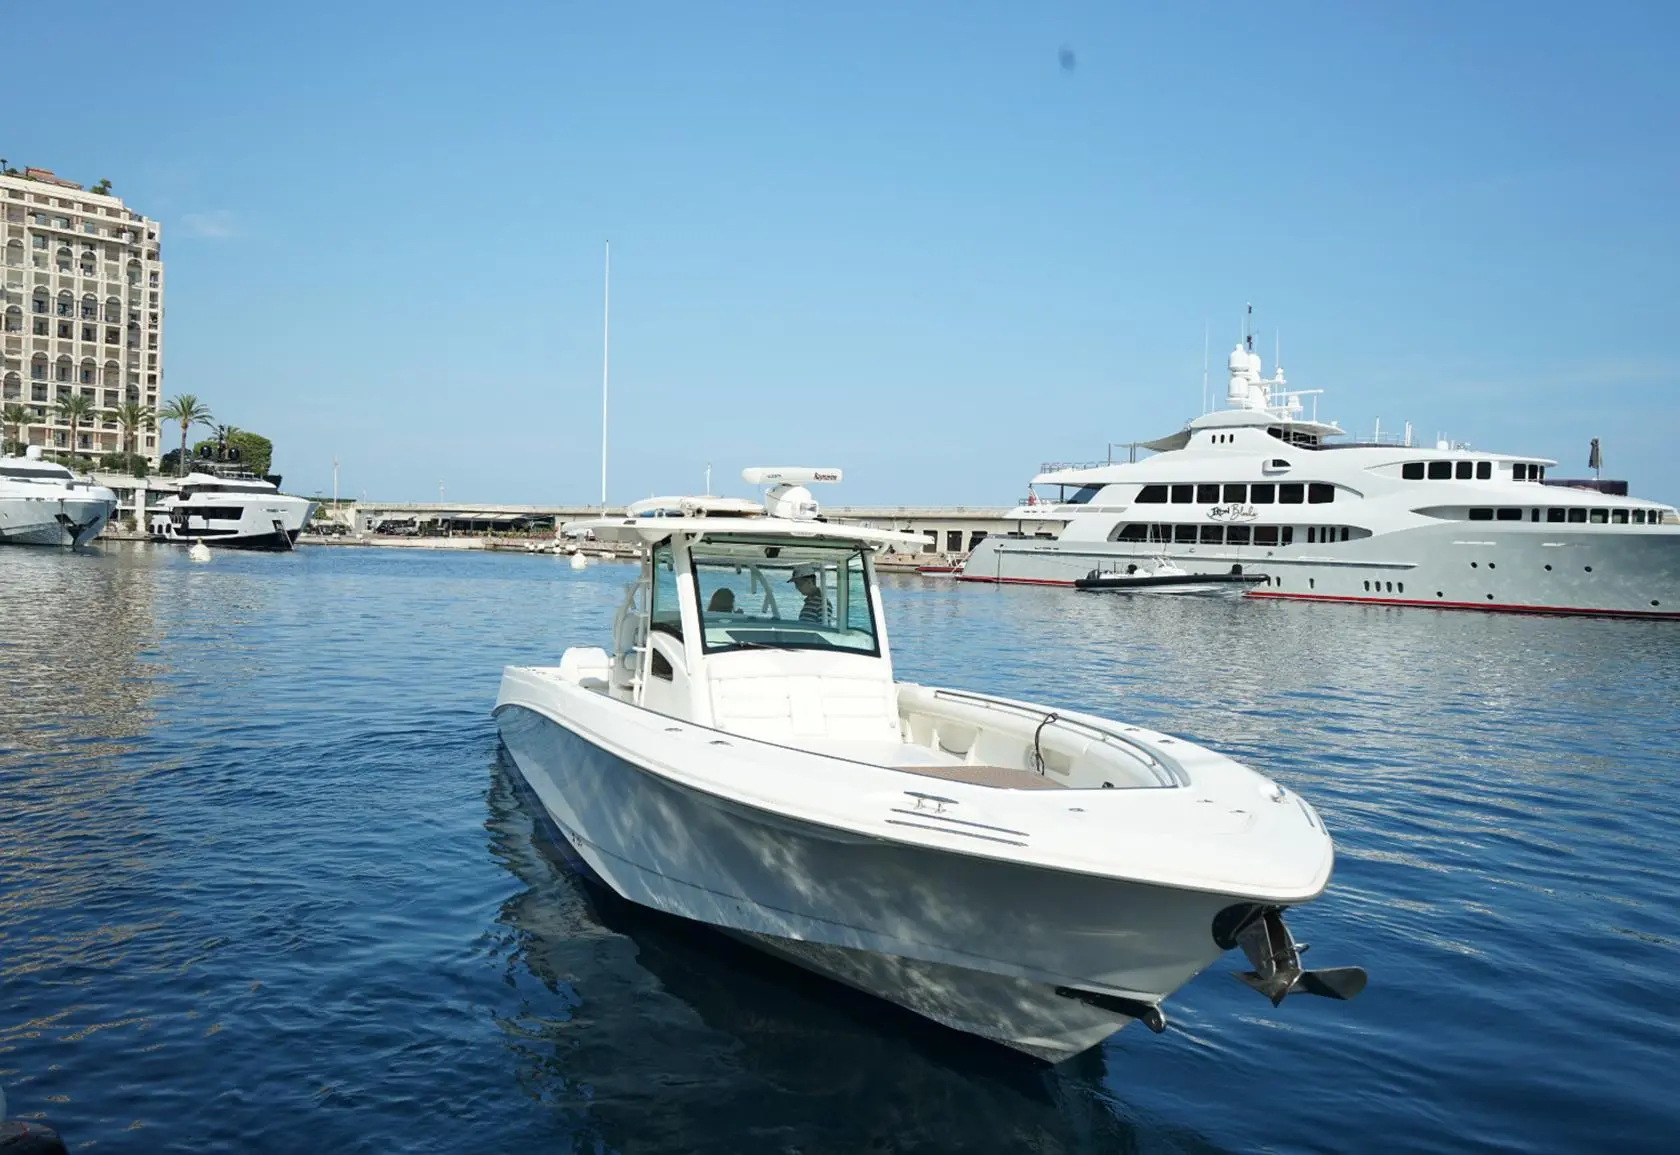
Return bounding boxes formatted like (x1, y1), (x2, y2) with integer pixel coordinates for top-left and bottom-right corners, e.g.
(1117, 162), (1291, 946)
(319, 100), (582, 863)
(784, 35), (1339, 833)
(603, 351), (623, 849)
(493, 467), (1364, 1062)
(0, 446), (118, 547)
(1075, 559), (1268, 597)
(148, 468), (315, 550)
(961, 336), (1679, 619)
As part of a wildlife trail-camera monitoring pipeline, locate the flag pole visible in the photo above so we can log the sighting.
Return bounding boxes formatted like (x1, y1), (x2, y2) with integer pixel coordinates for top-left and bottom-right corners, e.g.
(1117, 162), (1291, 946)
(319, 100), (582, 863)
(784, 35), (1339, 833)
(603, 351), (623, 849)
(601, 241), (610, 510)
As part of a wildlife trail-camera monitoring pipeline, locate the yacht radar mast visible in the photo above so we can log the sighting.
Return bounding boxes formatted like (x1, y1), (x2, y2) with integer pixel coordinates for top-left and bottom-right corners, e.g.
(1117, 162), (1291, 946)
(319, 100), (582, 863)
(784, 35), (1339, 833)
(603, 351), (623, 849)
(741, 466), (842, 520)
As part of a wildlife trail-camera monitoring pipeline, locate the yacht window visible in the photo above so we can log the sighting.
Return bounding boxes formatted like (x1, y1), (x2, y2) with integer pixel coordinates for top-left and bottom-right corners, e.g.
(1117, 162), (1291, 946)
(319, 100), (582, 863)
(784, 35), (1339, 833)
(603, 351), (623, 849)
(1151, 524), (1172, 544)
(1170, 484), (1193, 504)
(1222, 483), (1247, 503)
(691, 537), (879, 656)
(1199, 525), (1223, 544)
(1427, 461), (1452, 480)
(1496, 508), (1522, 521)
(1341, 527), (1350, 541)
(1468, 508), (1492, 521)
(1590, 509), (1608, 524)
(1113, 523), (1149, 542)
(650, 544), (683, 640)
(1476, 461), (1492, 480)
(1456, 461), (1473, 480)
(1226, 525), (1251, 545)
(1067, 485), (1102, 504)
(1633, 510), (1646, 524)
(1567, 509), (1586, 523)
(1251, 483), (1275, 503)
(1137, 485), (1168, 503)
(1402, 462), (1425, 480)
(1281, 526), (1294, 545)
(1531, 509), (1540, 522)
(1196, 484), (1220, 503)
(1537, 466), (1546, 481)
(1308, 483), (1334, 504)
(1267, 427), (1283, 440)
(1612, 509), (1628, 524)
(1307, 527), (1316, 543)
(649, 650), (674, 680)
(1173, 525), (1197, 544)
(1547, 508), (1565, 523)
(1254, 526), (1279, 546)
(1279, 483), (1304, 504)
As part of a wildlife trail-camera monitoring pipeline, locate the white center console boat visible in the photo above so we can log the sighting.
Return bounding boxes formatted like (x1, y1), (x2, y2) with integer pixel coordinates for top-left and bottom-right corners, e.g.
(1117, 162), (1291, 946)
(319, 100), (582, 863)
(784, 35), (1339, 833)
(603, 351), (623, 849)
(0, 446), (118, 547)
(493, 467), (1365, 1061)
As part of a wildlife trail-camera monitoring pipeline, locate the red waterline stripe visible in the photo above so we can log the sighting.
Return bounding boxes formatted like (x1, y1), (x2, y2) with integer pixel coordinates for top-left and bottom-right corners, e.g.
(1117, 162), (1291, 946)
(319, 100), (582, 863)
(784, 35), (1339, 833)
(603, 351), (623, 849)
(1246, 590), (1680, 620)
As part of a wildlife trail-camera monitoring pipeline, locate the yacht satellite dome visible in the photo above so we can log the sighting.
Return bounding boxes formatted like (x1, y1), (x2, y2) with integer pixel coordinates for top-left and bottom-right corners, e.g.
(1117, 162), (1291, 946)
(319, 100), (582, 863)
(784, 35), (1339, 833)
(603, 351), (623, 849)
(24, 445), (42, 460)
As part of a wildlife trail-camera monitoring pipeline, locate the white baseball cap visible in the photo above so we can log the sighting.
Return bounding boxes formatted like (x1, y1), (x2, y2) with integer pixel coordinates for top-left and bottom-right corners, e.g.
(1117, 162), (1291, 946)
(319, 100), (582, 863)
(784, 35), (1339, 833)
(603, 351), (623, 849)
(789, 563), (820, 582)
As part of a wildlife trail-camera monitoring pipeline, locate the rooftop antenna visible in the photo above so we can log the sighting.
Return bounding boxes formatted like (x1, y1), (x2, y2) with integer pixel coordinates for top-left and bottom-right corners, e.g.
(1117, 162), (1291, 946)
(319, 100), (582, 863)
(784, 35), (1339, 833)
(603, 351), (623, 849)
(1201, 322), (1209, 414)
(1245, 302), (1253, 354)
(600, 240), (610, 509)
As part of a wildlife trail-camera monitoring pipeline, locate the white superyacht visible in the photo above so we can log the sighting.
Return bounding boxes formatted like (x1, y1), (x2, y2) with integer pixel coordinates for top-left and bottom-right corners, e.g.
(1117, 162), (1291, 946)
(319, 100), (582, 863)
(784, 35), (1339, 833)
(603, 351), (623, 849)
(961, 339), (1679, 619)
(149, 467), (315, 550)
(0, 446), (118, 547)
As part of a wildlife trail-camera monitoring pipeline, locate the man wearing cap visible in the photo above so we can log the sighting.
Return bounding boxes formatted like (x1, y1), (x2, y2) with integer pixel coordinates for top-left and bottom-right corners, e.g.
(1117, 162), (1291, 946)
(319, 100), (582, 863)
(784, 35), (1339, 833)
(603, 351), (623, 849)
(790, 564), (829, 623)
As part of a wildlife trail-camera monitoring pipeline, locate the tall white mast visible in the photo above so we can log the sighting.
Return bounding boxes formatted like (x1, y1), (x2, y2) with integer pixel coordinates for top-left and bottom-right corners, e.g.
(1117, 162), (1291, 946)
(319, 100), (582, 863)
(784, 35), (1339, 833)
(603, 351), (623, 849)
(600, 240), (610, 509)
(1201, 322), (1210, 414)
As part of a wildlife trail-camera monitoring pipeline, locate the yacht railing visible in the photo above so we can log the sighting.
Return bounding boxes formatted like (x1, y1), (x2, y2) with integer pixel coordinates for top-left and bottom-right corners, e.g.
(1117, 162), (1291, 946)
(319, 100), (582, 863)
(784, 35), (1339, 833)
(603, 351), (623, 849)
(929, 688), (1188, 788)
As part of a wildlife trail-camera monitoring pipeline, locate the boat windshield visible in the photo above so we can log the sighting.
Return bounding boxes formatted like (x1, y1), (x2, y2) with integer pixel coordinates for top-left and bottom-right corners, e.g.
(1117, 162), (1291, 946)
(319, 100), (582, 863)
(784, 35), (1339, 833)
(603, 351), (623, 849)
(689, 536), (880, 656)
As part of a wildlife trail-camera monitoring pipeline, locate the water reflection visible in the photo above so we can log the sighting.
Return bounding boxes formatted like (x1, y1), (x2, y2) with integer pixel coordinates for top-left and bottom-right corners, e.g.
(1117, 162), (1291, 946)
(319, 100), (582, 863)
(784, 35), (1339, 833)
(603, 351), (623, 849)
(482, 751), (1218, 1154)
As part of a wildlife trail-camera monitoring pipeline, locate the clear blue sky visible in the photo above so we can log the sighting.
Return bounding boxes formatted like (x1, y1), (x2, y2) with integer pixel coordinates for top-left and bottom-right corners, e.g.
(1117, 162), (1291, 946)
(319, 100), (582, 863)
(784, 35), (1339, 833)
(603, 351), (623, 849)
(11, 1), (1677, 505)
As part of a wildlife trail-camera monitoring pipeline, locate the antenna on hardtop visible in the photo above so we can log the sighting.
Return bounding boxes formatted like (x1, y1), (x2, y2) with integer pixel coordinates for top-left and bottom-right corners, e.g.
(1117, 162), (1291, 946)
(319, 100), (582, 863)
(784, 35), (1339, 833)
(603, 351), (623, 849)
(742, 467), (842, 521)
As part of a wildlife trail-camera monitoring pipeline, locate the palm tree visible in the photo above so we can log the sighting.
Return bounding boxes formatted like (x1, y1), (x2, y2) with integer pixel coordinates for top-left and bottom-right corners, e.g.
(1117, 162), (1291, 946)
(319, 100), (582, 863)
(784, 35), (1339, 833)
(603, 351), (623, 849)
(56, 393), (95, 463)
(159, 394), (213, 476)
(112, 401), (153, 458)
(3, 402), (29, 453)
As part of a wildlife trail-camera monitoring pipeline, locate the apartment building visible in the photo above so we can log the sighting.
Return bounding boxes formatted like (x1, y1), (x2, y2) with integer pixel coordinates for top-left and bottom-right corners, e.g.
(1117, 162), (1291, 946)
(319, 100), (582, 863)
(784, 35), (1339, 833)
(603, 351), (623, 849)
(2, 166), (165, 465)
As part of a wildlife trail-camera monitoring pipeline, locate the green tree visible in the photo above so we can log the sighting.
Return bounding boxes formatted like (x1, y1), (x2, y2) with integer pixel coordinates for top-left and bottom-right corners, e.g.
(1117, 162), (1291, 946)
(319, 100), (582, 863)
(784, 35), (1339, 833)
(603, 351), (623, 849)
(112, 401), (154, 457)
(56, 393), (95, 459)
(194, 429), (272, 476)
(159, 394), (214, 477)
(2, 402), (29, 454)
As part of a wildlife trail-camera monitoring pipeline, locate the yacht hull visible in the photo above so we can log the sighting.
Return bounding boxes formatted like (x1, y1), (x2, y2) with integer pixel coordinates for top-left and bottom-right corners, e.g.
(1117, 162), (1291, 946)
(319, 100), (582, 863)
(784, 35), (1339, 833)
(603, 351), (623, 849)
(963, 523), (1680, 619)
(494, 701), (1243, 1061)
(0, 495), (116, 547)
(150, 496), (314, 550)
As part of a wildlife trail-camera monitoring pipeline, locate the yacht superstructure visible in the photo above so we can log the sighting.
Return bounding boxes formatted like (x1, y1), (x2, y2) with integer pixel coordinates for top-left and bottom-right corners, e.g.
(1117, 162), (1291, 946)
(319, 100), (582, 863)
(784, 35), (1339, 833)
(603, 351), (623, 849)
(961, 339), (1679, 619)
(0, 447), (118, 547)
(149, 469), (315, 550)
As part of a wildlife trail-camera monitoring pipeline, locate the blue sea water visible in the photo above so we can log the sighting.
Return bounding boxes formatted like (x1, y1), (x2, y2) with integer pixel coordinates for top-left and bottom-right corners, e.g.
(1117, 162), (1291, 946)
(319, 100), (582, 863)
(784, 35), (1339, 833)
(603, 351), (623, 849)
(1, 542), (1677, 1153)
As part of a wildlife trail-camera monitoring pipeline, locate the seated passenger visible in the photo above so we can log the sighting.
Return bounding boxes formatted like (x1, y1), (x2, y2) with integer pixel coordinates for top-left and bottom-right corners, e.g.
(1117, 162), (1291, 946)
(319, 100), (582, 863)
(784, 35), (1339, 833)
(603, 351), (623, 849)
(707, 587), (736, 613)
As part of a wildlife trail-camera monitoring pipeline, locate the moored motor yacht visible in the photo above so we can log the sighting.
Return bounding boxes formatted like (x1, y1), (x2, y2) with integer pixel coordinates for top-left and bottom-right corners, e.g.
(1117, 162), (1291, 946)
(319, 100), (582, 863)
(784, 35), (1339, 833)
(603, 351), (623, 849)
(148, 466), (315, 550)
(493, 467), (1365, 1062)
(961, 321), (1679, 619)
(0, 446), (118, 547)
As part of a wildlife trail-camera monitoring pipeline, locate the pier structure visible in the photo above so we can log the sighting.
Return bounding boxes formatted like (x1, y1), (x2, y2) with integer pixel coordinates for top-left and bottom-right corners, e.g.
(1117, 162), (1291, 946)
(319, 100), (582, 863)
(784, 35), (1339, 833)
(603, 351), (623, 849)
(336, 500), (1023, 561)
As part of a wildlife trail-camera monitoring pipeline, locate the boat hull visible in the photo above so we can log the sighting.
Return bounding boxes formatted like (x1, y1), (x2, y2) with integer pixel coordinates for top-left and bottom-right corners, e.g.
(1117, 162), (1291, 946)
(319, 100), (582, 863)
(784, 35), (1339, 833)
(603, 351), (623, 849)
(494, 701), (1243, 1061)
(0, 494), (116, 547)
(963, 522), (1680, 619)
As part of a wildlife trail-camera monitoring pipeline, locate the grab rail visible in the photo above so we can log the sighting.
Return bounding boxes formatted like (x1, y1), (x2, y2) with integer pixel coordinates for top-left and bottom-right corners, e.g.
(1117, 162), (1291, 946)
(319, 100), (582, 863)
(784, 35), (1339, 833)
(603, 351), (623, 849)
(928, 689), (1188, 788)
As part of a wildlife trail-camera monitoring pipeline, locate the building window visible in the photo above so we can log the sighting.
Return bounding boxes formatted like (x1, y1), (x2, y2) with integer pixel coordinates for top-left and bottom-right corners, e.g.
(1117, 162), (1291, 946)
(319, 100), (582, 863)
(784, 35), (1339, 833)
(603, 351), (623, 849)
(33, 318), (48, 336)
(967, 530), (987, 550)
(1222, 483), (1246, 503)
(1427, 461), (1452, 480)
(1137, 485), (1168, 503)
(1251, 483), (1275, 503)
(945, 530), (962, 552)
(922, 530), (937, 554)
(1196, 484), (1219, 503)
(1279, 483), (1304, 504)
(1307, 483), (1334, 503)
